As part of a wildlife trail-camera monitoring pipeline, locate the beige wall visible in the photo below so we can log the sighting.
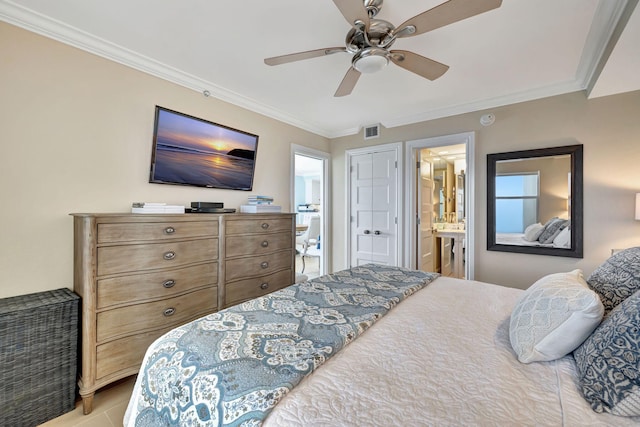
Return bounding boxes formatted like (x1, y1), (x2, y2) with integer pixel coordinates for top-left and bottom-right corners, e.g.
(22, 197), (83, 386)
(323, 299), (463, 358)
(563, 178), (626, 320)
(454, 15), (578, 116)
(0, 22), (329, 298)
(331, 90), (640, 289)
(3, 21), (640, 299)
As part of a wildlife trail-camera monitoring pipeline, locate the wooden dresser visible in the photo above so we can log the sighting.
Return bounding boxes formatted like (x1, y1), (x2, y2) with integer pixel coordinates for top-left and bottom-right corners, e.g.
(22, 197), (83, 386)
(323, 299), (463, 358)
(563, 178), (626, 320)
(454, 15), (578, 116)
(71, 212), (295, 414)
(222, 214), (295, 307)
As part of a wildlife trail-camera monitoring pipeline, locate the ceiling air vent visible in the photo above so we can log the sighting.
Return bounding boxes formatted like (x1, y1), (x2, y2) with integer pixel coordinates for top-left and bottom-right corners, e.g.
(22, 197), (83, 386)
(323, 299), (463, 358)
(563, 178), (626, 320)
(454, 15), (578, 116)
(364, 124), (380, 140)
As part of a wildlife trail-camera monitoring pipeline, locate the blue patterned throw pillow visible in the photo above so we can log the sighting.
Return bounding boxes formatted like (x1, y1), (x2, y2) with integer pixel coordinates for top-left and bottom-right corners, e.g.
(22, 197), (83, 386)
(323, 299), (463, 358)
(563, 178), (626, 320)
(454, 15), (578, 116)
(573, 289), (640, 416)
(537, 218), (569, 244)
(587, 247), (640, 314)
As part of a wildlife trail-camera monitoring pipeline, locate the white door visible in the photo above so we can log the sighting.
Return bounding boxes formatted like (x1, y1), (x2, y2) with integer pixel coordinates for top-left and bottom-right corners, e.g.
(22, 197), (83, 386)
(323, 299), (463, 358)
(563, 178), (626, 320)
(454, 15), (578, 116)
(350, 149), (398, 266)
(418, 153), (434, 272)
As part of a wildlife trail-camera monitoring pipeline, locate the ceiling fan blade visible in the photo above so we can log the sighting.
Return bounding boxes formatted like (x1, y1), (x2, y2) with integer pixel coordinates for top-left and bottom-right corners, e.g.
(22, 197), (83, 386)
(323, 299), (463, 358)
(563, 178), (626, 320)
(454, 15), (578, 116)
(332, 0), (370, 31)
(265, 47), (347, 66)
(394, 0), (502, 38)
(389, 50), (449, 80)
(334, 67), (362, 97)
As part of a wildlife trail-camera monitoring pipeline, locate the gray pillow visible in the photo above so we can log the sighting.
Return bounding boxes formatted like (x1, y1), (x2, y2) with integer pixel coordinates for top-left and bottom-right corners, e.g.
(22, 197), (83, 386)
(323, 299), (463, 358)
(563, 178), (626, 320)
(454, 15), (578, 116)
(573, 289), (640, 416)
(587, 247), (640, 314)
(538, 218), (569, 244)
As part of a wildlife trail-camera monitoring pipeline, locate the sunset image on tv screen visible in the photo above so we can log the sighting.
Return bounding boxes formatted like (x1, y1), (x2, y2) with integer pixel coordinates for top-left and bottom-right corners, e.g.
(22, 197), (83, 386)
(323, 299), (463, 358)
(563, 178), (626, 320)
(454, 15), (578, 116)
(150, 107), (258, 190)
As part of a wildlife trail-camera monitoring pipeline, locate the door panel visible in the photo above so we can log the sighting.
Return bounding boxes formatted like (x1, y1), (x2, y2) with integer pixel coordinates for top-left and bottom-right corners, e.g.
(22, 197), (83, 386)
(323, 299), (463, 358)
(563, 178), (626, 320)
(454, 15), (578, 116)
(419, 155), (434, 272)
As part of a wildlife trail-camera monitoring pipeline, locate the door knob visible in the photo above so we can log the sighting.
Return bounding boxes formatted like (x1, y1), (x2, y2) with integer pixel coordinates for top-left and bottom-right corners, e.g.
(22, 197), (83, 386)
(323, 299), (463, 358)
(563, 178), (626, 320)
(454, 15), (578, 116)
(363, 230), (371, 234)
(374, 230), (381, 235)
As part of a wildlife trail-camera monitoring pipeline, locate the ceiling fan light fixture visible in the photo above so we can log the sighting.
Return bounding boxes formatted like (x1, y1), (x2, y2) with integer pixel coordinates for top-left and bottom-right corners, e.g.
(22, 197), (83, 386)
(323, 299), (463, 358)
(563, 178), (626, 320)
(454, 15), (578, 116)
(353, 48), (388, 73)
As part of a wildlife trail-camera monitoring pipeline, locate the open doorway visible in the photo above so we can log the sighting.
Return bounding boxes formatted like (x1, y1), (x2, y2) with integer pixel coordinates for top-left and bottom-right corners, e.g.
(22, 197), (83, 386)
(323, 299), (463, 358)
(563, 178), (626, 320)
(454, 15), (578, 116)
(405, 132), (475, 279)
(291, 145), (330, 280)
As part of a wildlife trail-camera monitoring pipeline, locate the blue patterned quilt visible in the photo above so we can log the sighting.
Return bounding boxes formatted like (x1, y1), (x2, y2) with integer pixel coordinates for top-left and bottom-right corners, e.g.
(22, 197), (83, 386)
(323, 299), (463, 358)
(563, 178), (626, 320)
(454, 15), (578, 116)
(125, 264), (438, 426)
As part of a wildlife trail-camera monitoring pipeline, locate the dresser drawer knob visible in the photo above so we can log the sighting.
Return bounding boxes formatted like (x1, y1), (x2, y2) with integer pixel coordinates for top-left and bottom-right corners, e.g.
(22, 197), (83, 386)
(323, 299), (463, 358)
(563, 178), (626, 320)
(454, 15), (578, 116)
(260, 261), (269, 269)
(163, 251), (176, 260)
(261, 240), (269, 248)
(163, 307), (176, 317)
(164, 226), (176, 234)
(162, 279), (176, 288)
(260, 282), (269, 290)
(261, 222), (269, 230)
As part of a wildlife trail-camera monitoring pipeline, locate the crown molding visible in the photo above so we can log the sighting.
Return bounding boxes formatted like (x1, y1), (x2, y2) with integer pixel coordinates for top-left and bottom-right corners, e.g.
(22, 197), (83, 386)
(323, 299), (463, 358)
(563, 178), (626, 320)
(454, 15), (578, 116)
(0, 0), (628, 139)
(582, 0), (637, 97)
(0, 0), (333, 138)
(381, 80), (586, 130)
(383, 0), (626, 130)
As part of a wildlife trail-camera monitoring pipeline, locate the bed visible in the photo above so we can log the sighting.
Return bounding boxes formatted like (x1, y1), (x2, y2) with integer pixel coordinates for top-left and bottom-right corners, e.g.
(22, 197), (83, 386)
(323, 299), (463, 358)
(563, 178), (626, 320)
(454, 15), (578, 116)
(124, 259), (640, 426)
(495, 232), (567, 247)
(496, 218), (571, 248)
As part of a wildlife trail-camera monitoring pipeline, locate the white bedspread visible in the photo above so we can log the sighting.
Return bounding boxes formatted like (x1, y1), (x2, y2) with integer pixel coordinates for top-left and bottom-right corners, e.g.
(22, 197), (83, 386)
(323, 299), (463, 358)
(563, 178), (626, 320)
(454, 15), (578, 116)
(264, 277), (639, 426)
(496, 232), (554, 247)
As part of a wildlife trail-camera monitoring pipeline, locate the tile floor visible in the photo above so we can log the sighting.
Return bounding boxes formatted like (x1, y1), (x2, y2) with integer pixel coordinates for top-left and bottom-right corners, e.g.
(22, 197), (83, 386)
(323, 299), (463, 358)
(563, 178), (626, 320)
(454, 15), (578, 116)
(295, 253), (320, 280)
(40, 377), (136, 427)
(42, 258), (319, 426)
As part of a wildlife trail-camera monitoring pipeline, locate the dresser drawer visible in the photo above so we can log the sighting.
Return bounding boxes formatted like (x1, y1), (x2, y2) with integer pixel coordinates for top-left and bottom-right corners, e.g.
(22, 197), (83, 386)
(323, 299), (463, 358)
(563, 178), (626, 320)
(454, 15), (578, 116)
(96, 287), (216, 342)
(97, 238), (218, 276)
(95, 324), (176, 380)
(98, 221), (218, 244)
(225, 218), (292, 235)
(97, 263), (218, 309)
(225, 250), (292, 282)
(225, 269), (293, 307)
(225, 232), (292, 258)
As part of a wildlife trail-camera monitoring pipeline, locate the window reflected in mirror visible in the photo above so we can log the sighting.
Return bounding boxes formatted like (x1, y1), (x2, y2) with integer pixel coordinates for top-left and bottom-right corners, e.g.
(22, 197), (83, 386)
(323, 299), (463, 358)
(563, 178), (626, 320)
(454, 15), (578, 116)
(495, 172), (540, 233)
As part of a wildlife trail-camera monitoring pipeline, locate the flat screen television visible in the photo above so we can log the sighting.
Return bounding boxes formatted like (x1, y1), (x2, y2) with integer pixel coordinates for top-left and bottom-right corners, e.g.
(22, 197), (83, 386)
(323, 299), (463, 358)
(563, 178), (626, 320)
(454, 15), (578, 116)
(149, 106), (259, 190)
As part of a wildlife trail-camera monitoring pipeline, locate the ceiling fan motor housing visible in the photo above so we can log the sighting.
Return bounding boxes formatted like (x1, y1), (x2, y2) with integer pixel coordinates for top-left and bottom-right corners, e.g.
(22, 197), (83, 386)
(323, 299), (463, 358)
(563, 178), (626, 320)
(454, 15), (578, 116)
(347, 17), (395, 73)
(346, 19), (395, 52)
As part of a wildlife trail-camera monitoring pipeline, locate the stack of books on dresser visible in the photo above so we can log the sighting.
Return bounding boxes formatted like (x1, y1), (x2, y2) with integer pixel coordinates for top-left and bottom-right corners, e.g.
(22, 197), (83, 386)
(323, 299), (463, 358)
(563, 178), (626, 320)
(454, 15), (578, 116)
(131, 202), (185, 214)
(240, 195), (281, 213)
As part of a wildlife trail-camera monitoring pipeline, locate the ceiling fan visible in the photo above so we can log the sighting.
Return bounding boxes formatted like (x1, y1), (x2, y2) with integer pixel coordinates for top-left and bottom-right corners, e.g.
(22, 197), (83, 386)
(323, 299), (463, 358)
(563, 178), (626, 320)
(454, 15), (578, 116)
(264, 0), (502, 97)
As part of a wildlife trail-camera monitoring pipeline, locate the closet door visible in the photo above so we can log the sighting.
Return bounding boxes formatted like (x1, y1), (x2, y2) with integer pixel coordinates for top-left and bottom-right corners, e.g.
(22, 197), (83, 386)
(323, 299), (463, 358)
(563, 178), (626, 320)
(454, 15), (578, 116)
(349, 147), (399, 267)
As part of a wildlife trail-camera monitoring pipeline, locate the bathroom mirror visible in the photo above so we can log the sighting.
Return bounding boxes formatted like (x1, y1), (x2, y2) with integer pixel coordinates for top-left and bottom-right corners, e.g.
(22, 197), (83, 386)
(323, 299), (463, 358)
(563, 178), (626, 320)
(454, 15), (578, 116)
(487, 144), (583, 258)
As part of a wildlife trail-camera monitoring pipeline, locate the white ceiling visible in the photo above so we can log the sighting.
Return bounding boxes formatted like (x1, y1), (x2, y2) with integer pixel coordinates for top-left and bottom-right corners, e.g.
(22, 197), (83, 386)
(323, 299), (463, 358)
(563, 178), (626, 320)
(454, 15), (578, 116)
(1, 0), (638, 138)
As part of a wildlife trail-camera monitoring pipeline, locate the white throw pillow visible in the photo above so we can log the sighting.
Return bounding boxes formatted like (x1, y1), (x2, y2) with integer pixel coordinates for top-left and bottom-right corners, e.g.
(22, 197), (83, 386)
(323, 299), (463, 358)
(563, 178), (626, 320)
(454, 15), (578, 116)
(553, 226), (570, 248)
(523, 223), (544, 241)
(509, 270), (604, 363)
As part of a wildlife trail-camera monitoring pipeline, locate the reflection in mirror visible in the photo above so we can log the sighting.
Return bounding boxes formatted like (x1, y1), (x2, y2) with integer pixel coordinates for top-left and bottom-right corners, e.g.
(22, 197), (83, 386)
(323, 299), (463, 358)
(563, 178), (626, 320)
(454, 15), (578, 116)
(456, 173), (465, 222)
(487, 144), (583, 258)
(434, 169), (446, 220)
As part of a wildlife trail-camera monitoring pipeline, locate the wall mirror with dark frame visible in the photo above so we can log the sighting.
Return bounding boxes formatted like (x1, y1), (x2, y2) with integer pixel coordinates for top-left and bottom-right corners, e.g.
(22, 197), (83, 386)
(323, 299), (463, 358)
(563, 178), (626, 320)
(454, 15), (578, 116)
(487, 144), (583, 258)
